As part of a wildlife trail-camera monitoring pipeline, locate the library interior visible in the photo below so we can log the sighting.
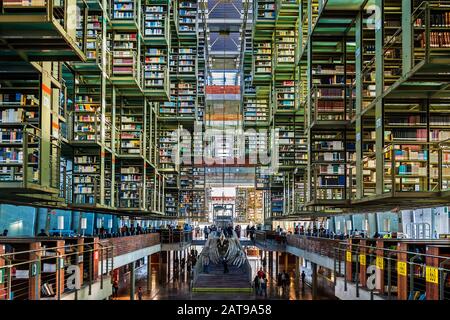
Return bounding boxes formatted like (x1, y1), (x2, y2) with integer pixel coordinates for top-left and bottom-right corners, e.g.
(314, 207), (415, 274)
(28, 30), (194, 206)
(0, 0), (450, 302)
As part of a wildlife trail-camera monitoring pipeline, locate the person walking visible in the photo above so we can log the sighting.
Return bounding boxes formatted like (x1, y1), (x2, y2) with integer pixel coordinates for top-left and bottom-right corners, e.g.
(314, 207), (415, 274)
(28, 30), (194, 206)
(222, 257), (229, 274)
(276, 272), (283, 294)
(136, 287), (143, 300)
(301, 270), (306, 290)
(187, 259), (192, 274)
(203, 255), (210, 274)
(281, 270), (287, 291)
(257, 267), (265, 279)
(112, 279), (119, 299)
(260, 276), (267, 298)
(253, 275), (260, 296)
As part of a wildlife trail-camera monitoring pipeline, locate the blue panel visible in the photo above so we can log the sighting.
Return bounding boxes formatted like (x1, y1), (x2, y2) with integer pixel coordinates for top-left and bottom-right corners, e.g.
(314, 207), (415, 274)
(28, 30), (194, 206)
(48, 209), (72, 231)
(351, 214), (364, 231)
(368, 213), (377, 236)
(80, 212), (95, 236)
(0, 204), (36, 236)
(36, 208), (49, 233)
(376, 212), (399, 233)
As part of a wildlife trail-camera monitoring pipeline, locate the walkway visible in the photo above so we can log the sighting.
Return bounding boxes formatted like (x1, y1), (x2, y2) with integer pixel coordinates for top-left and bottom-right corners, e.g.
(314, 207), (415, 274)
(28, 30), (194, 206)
(114, 261), (320, 300)
(193, 263), (252, 293)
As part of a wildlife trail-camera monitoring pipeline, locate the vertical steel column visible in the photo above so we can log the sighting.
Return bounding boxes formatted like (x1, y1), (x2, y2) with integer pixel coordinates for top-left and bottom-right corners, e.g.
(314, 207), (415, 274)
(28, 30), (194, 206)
(355, 10), (363, 199)
(147, 255), (152, 293)
(142, 100), (147, 210)
(111, 85), (117, 207)
(130, 261), (136, 300)
(356, 252), (360, 297)
(99, 0), (108, 205)
(39, 65), (53, 188)
(276, 252), (279, 275)
(375, 0), (384, 194)
(311, 262), (318, 299)
(402, 0), (413, 75)
(306, 0), (313, 203)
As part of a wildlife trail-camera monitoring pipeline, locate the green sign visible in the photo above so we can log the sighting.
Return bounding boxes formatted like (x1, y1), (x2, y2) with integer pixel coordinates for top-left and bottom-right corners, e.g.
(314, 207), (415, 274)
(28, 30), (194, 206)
(30, 263), (38, 277)
(0, 268), (4, 285)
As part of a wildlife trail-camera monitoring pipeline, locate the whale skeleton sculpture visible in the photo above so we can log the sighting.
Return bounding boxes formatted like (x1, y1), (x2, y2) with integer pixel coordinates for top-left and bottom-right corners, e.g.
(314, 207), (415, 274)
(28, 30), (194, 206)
(199, 230), (247, 268)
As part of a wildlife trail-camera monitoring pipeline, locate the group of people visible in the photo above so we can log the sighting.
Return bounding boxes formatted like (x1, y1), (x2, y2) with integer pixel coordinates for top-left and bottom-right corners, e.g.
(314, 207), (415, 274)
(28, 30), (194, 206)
(253, 268), (268, 297)
(276, 271), (291, 293)
(246, 225), (257, 242)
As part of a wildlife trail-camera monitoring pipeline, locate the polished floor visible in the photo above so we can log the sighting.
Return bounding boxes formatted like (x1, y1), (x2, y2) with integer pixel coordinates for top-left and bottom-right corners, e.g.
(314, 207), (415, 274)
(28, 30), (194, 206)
(114, 254), (326, 300)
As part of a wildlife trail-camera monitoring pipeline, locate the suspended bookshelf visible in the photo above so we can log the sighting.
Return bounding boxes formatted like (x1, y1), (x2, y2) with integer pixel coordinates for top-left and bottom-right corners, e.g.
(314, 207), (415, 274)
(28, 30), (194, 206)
(144, 47), (167, 91)
(310, 131), (354, 204)
(0, 92), (40, 183)
(254, 41), (272, 81)
(382, 3), (402, 91)
(76, 12), (101, 61)
(117, 161), (143, 209)
(294, 172), (306, 213)
(112, 32), (138, 78)
(165, 190), (178, 216)
(178, 0), (197, 34)
(193, 166), (205, 189)
(143, 3), (167, 40)
(275, 80), (296, 112)
(119, 105), (143, 156)
(178, 47), (196, 76)
(295, 126), (307, 166)
(191, 190), (206, 218)
(158, 127), (179, 171)
(73, 154), (100, 205)
(112, 0), (136, 20)
(179, 189), (192, 217)
(255, 166), (270, 190)
(235, 188), (247, 223)
(244, 97), (269, 125)
(271, 174), (284, 217)
(160, 82), (177, 116)
(73, 93), (100, 142)
(176, 81), (196, 117)
(180, 166), (194, 189)
(274, 29), (296, 71)
(257, 0), (276, 20)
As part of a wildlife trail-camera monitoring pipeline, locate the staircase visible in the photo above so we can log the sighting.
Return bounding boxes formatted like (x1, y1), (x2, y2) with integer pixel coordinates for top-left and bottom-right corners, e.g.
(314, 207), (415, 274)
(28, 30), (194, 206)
(192, 262), (253, 293)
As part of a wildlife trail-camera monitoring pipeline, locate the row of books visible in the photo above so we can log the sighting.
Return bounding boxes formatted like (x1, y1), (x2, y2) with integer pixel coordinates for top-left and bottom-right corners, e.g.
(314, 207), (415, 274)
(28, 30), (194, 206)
(0, 109), (38, 123)
(0, 93), (38, 106)
(417, 32), (450, 48)
(414, 12), (450, 28)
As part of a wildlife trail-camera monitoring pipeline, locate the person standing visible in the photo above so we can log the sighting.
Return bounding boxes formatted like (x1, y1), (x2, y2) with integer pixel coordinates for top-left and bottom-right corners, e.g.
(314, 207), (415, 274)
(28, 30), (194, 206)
(253, 275), (260, 296)
(203, 255), (210, 274)
(276, 272), (283, 294)
(137, 287), (143, 300)
(204, 225), (209, 239)
(301, 270), (306, 290)
(281, 270), (287, 291)
(112, 279), (119, 299)
(222, 257), (229, 274)
(257, 267), (265, 278)
(260, 276), (267, 298)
